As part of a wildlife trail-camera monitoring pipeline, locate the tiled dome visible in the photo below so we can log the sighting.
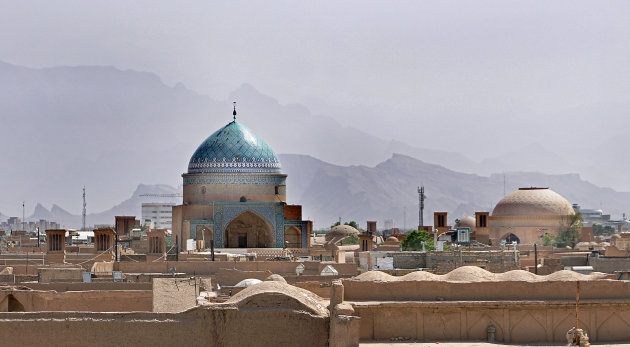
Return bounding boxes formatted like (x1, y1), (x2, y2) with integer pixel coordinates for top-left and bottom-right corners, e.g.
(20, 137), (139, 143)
(492, 188), (575, 217)
(188, 121), (281, 174)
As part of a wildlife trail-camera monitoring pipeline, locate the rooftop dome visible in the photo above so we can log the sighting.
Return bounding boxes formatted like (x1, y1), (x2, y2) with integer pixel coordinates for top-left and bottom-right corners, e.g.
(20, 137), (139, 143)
(325, 224), (359, 243)
(456, 216), (476, 229)
(492, 188), (575, 217)
(234, 278), (263, 287)
(188, 121), (281, 174)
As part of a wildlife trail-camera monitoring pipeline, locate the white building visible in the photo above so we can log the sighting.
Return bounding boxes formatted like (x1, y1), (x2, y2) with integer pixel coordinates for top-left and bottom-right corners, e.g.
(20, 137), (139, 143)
(141, 203), (175, 230)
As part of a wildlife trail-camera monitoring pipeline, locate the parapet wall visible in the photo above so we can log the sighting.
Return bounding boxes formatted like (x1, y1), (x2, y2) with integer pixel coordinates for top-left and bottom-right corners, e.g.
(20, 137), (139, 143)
(0, 289), (152, 312)
(342, 279), (630, 301)
(353, 300), (630, 343)
(0, 283), (330, 347)
(117, 260), (357, 277)
(342, 268), (630, 343)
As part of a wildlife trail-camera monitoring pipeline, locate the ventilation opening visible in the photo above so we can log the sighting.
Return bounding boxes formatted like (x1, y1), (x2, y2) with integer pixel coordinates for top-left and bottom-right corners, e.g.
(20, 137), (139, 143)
(8, 294), (25, 312)
(239, 196), (247, 202)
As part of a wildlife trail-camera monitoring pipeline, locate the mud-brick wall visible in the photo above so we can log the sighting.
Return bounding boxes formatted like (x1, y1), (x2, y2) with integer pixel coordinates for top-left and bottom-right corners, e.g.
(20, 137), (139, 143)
(392, 253), (426, 269)
(393, 252), (520, 273)
(0, 290), (152, 312)
(0, 305), (330, 347)
(353, 301), (630, 344)
(342, 279), (630, 302)
(588, 255), (630, 273)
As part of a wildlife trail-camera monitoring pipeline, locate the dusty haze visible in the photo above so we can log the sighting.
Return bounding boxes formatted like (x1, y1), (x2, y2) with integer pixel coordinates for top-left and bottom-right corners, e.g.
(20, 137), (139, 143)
(1, 1), (629, 221)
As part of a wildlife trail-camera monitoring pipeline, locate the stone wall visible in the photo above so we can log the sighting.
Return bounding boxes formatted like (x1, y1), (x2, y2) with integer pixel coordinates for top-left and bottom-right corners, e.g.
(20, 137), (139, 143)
(392, 251), (520, 273)
(588, 254), (630, 273)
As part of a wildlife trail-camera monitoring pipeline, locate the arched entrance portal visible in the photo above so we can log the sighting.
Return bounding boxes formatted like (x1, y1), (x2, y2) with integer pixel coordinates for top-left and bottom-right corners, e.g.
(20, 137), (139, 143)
(284, 226), (302, 248)
(225, 211), (273, 248)
(504, 233), (520, 244)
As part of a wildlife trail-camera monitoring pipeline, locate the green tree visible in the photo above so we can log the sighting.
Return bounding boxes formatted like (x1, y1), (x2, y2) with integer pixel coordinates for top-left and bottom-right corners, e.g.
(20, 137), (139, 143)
(556, 213), (582, 248)
(400, 230), (434, 251)
(331, 220), (359, 229)
(593, 224), (615, 236)
(542, 232), (555, 246)
(330, 220), (360, 245)
(340, 233), (359, 245)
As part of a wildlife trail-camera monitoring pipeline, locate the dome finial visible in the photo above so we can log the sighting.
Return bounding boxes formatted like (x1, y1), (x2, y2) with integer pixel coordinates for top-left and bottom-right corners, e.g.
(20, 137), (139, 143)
(232, 101), (237, 121)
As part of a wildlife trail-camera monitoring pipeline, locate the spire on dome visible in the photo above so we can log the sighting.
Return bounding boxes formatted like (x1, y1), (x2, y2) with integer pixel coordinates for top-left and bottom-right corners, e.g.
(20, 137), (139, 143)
(233, 101), (237, 121)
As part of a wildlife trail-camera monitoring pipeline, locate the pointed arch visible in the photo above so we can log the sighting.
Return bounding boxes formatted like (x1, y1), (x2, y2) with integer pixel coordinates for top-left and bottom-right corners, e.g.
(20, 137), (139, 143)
(225, 210), (274, 248)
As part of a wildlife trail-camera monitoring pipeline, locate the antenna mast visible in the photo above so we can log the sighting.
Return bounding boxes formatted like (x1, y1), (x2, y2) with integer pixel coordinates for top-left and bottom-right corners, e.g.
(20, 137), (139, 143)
(22, 201), (25, 231)
(82, 186), (86, 231)
(418, 186), (425, 227)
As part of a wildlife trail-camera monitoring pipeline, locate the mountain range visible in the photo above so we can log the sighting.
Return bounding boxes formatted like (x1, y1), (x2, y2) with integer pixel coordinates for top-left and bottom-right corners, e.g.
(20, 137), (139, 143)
(1, 60), (629, 225)
(10, 153), (630, 230)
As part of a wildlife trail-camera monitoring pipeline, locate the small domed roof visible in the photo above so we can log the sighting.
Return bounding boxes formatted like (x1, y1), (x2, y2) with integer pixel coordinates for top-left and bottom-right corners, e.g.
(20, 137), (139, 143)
(611, 234), (621, 239)
(492, 188), (574, 217)
(265, 274), (287, 283)
(234, 278), (263, 287)
(457, 216), (476, 229)
(386, 236), (399, 242)
(325, 224), (359, 243)
(188, 121), (281, 174)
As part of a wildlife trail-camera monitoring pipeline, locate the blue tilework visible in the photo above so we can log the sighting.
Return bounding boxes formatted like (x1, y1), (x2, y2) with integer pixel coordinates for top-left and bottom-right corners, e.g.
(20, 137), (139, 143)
(183, 174), (286, 185)
(188, 121), (281, 174)
(212, 203), (284, 248)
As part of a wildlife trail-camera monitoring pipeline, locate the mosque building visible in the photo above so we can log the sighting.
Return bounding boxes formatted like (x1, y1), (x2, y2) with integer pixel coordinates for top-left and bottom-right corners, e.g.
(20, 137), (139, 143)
(487, 187), (575, 244)
(171, 106), (311, 250)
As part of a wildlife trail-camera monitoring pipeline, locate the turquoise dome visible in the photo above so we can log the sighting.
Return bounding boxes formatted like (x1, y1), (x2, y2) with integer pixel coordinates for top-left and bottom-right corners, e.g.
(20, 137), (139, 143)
(188, 121), (281, 174)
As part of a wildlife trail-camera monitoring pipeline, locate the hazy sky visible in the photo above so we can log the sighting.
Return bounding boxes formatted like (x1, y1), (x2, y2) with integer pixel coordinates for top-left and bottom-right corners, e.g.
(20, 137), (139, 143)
(2, 1), (630, 216)
(2, 1), (629, 153)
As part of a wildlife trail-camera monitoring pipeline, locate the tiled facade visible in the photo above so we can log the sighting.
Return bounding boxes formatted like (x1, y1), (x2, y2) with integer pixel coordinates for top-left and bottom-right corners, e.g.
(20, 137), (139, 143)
(173, 119), (311, 249)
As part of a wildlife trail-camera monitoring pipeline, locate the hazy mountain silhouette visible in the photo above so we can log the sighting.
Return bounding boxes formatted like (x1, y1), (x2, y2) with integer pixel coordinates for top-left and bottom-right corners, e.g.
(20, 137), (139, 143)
(1, 61), (629, 221)
(26, 184), (179, 228)
(281, 154), (630, 228)
(0, 61), (476, 215)
(21, 154), (630, 230)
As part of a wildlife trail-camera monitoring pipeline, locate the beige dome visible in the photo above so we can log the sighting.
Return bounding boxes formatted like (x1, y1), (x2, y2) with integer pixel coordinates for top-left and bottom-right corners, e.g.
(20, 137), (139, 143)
(325, 224), (359, 243)
(457, 216), (476, 229)
(265, 274), (287, 283)
(611, 234), (621, 240)
(492, 188), (574, 217)
(386, 236), (399, 242)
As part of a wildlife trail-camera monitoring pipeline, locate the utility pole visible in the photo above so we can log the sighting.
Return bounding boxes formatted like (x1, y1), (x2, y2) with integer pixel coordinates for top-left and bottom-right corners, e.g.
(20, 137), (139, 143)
(82, 186), (87, 231)
(22, 201), (25, 231)
(417, 186), (425, 228)
(534, 243), (538, 275)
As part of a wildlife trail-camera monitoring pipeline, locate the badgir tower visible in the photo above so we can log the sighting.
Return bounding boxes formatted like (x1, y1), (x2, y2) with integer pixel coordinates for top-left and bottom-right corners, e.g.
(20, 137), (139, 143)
(172, 106), (311, 250)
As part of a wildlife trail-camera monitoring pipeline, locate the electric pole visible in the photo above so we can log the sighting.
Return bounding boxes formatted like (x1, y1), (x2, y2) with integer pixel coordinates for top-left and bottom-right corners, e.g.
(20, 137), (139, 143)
(82, 186), (87, 231)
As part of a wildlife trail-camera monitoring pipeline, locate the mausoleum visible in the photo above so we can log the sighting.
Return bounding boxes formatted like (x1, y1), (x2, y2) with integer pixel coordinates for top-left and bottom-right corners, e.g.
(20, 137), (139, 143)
(172, 107), (311, 250)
